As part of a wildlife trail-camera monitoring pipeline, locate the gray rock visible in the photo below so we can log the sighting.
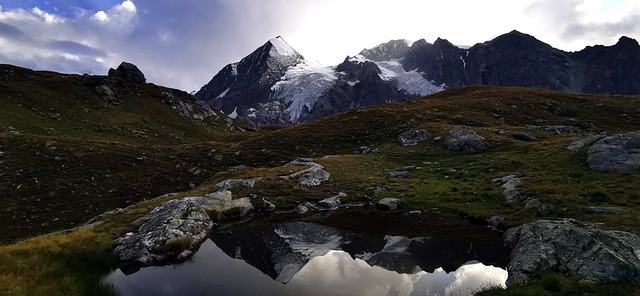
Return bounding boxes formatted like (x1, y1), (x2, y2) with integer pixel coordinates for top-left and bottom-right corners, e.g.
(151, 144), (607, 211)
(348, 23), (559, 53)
(529, 125), (582, 134)
(297, 166), (331, 186)
(524, 198), (542, 209)
(536, 203), (554, 216)
(227, 165), (246, 173)
(492, 175), (525, 202)
(387, 171), (411, 179)
(261, 198), (276, 212)
(295, 204), (309, 214)
(376, 198), (401, 211)
(505, 219), (640, 283)
(398, 129), (429, 146)
(513, 133), (538, 141)
(108, 61), (146, 83)
(486, 216), (505, 231)
(214, 179), (256, 191)
(567, 135), (605, 152)
(188, 190), (254, 219)
(161, 91), (218, 121)
(94, 84), (119, 105)
(112, 199), (213, 265)
(584, 206), (626, 213)
(444, 129), (488, 153)
(587, 131), (640, 172)
(316, 193), (345, 210)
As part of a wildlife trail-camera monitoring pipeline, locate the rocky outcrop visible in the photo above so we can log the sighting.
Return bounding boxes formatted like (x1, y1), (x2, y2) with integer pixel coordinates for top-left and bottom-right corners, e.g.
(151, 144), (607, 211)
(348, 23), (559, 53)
(587, 131), (640, 172)
(160, 91), (219, 121)
(112, 199), (213, 265)
(108, 61), (146, 84)
(187, 190), (254, 219)
(444, 129), (488, 153)
(505, 219), (640, 283)
(529, 125), (582, 134)
(214, 178), (256, 191)
(398, 129), (429, 146)
(376, 198), (401, 211)
(491, 175), (524, 202)
(282, 158), (330, 186)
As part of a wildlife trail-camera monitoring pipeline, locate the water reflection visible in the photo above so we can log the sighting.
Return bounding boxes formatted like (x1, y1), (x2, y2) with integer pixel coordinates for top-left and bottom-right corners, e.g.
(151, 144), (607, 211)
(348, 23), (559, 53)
(106, 221), (508, 296)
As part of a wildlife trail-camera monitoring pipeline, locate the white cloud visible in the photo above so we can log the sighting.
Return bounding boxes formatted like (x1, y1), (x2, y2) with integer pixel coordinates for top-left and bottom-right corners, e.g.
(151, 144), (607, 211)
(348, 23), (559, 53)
(91, 11), (109, 22)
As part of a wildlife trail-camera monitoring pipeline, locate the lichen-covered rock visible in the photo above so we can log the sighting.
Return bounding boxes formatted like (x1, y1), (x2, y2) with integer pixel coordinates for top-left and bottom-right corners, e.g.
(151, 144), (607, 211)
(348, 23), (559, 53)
(376, 198), (401, 211)
(297, 166), (330, 186)
(188, 190), (254, 219)
(112, 199), (213, 265)
(214, 179), (256, 191)
(398, 129), (429, 146)
(444, 129), (488, 153)
(505, 219), (640, 283)
(587, 131), (640, 172)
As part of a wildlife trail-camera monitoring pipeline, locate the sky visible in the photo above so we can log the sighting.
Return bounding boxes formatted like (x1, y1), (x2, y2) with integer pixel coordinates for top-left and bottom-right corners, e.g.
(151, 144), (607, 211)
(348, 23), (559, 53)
(0, 0), (638, 92)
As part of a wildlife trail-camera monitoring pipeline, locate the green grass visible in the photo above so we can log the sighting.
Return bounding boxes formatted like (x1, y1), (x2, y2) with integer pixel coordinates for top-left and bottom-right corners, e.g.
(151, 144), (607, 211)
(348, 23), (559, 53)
(3, 72), (640, 296)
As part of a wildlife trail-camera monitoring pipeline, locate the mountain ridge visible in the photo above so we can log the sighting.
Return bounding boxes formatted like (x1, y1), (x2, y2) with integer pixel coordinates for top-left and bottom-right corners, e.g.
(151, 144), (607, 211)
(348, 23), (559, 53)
(196, 31), (640, 126)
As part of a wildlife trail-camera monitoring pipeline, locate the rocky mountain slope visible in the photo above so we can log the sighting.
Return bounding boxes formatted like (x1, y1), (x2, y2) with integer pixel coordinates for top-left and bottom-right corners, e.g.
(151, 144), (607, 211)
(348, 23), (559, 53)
(197, 31), (640, 126)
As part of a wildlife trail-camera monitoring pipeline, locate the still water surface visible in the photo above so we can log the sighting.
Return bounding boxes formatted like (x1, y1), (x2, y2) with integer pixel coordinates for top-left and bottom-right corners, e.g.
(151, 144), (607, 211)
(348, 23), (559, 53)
(106, 211), (509, 296)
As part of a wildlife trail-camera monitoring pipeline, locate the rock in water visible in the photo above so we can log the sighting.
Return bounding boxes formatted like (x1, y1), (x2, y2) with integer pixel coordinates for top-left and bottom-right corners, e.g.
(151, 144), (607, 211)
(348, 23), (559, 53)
(108, 61), (146, 83)
(398, 129), (429, 146)
(444, 129), (488, 153)
(505, 219), (640, 283)
(587, 131), (640, 172)
(112, 199), (213, 265)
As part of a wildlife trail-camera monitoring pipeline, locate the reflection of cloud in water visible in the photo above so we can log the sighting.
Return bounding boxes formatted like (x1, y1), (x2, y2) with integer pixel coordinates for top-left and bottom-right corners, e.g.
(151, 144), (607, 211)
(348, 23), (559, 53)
(287, 250), (507, 296)
(106, 240), (507, 296)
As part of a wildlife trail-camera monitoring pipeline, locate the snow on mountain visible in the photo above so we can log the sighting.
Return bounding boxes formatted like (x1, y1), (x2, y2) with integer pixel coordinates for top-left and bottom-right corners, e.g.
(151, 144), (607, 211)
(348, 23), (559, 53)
(269, 36), (299, 56)
(271, 61), (337, 123)
(375, 61), (444, 96)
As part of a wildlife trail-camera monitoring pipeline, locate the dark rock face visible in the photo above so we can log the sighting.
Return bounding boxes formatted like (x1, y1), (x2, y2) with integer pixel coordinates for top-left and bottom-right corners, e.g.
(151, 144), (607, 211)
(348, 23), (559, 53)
(359, 39), (410, 61)
(513, 133), (538, 141)
(587, 131), (640, 172)
(444, 130), (488, 153)
(402, 31), (640, 95)
(195, 37), (304, 124)
(108, 62), (146, 84)
(505, 219), (640, 283)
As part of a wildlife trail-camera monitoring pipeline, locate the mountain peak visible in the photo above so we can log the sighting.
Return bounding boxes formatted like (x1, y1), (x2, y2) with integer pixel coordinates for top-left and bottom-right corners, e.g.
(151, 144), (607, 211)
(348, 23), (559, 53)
(268, 36), (300, 57)
(615, 36), (639, 49)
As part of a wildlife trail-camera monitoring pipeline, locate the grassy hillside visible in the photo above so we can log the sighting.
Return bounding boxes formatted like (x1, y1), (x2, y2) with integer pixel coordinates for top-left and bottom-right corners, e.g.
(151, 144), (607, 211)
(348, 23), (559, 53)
(0, 64), (244, 243)
(1, 71), (640, 295)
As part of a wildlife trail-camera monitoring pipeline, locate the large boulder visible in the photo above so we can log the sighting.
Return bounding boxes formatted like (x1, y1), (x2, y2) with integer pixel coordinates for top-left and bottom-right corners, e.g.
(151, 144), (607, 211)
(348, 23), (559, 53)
(444, 129), (488, 153)
(587, 131), (640, 172)
(112, 199), (213, 265)
(398, 129), (429, 146)
(505, 219), (640, 283)
(297, 166), (330, 186)
(567, 135), (605, 152)
(108, 61), (146, 83)
(376, 198), (401, 211)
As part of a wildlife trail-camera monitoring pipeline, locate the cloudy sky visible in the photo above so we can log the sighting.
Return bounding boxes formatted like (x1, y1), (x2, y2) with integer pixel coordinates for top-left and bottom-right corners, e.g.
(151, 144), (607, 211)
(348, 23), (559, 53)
(0, 0), (638, 92)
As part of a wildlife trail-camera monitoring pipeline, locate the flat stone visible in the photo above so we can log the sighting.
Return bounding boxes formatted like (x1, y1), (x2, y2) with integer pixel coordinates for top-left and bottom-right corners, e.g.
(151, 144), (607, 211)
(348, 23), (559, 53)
(376, 198), (401, 211)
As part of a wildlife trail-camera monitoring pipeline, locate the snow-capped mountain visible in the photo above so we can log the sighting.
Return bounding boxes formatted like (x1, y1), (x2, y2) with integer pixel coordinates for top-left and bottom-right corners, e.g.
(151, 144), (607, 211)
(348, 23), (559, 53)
(196, 32), (640, 125)
(195, 36), (442, 125)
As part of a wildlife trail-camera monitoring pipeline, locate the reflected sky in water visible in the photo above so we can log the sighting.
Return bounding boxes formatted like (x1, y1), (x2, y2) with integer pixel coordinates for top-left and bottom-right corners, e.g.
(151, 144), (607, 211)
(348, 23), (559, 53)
(106, 239), (507, 296)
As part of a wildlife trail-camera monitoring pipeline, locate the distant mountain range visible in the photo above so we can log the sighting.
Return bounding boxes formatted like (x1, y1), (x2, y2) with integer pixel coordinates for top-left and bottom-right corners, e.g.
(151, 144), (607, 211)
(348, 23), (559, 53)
(196, 31), (640, 125)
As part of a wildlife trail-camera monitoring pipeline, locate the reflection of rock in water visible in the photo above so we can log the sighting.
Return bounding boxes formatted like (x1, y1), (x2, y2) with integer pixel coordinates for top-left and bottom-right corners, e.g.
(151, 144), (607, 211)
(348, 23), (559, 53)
(211, 222), (509, 283)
